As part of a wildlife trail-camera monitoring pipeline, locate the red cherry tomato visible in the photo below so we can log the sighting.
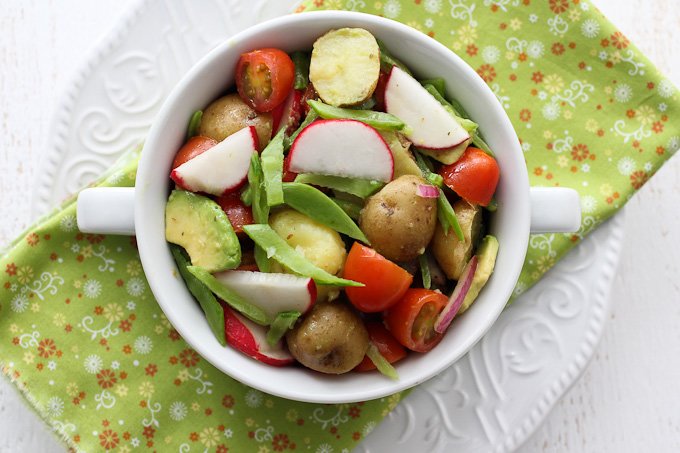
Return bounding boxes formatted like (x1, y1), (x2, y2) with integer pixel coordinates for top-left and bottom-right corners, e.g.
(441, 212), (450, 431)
(438, 147), (500, 206)
(282, 153), (297, 183)
(216, 192), (254, 235)
(300, 83), (319, 116)
(384, 289), (448, 352)
(355, 322), (407, 372)
(172, 136), (218, 169)
(236, 48), (295, 113)
(343, 243), (413, 313)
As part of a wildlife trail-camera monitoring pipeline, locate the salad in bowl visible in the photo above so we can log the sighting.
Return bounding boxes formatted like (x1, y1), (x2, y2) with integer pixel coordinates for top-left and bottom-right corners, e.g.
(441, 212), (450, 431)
(165, 27), (500, 378)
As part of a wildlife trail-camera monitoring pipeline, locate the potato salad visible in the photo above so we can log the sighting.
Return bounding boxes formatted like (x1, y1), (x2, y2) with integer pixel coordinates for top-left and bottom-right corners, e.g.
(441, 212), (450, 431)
(165, 28), (500, 377)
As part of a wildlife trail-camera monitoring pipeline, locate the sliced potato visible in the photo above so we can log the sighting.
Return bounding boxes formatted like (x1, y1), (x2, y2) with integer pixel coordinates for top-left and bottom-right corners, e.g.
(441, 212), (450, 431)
(269, 209), (346, 301)
(198, 93), (272, 150)
(379, 130), (421, 178)
(419, 137), (472, 165)
(432, 199), (482, 280)
(309, 28), (380, 107)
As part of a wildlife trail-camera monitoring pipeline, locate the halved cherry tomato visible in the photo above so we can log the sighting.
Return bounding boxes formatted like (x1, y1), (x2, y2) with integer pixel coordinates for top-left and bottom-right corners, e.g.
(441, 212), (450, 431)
(355, 322), (407, 372)
(172, 136), (218, 169)
(236, 248), (259, 272)
(282, 153), (297, 183)
(236, 48), (295, 113)
(373, 71), (389, 112)
(216, 192), (254, 235)
(343, 243), (413, 313)
(384, 288), (448, 352)
(438, 147), (499, 206)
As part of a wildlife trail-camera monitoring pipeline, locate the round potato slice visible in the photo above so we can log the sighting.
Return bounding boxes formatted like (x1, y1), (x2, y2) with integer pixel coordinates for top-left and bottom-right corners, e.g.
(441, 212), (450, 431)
(309, 28), (380, 107)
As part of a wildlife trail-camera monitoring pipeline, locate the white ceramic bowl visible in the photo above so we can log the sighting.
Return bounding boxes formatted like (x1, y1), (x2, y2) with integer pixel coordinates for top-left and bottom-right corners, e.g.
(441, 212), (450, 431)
(77, 11), (580, 403)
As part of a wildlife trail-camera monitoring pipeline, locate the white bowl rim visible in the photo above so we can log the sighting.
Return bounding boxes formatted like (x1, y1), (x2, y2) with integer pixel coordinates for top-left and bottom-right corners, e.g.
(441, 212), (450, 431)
(136, 10), (530, 403)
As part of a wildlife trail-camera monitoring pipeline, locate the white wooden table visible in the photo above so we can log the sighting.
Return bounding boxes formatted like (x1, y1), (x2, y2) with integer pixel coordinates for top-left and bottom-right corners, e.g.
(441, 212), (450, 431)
(1, 1), (679, 451)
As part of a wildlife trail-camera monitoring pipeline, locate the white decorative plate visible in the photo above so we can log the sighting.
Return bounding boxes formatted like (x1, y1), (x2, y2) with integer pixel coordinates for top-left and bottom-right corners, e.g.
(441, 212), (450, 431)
(32, 0), (624, 451)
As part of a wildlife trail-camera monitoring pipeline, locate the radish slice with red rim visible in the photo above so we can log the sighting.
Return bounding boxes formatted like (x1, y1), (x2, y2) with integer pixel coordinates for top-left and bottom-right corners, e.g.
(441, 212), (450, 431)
(434, 255), (478, 333)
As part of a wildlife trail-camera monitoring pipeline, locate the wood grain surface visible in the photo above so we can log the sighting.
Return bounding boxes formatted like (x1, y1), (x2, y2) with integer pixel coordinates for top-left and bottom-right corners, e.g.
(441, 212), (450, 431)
(1, 1), (679, 452)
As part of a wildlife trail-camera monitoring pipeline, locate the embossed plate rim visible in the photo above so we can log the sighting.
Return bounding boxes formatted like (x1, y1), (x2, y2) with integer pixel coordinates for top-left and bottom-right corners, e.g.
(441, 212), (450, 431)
(31, 0), (624, 451)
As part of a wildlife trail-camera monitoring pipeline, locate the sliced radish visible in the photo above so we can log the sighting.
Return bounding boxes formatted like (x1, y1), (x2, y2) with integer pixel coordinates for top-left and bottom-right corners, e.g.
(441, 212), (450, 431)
(170, 126), (258, 196)
(384, 66), (470, 151)
(434, 256), (478, 333)
(288, 119), (394, 182)
(223, 306), (294, 366)
(272, 89), (304, 136)
(214, 270), (316, 322)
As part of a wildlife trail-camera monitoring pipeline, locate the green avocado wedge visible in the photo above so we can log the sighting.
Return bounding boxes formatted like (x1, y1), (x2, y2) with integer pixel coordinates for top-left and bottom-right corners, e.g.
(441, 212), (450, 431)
(165, 190), (240, 272)
(458, 235), (499, 314)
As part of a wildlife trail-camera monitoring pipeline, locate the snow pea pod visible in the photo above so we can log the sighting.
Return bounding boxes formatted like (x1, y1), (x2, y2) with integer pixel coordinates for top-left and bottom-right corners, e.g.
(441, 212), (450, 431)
(186, 110), (202, 140)
(330, 197), (362, 221)
(187, 266), (268, 326)
(307, 100), (406, 131)
(171, 245), (226, 345)
(437, 190), (464, 241)
(294, 173), (383, 198)
(261, 128), (286, 206)
(266, 311), (301, 346)
(247, 153), (269, 224)
(282, 182), (369, 244)
(291, 51), (310, 90)
(366, 343), (399, 380)
(418, 253), (432, 290)
(420, 78), (446, 97)
(242, 224), (363, 287)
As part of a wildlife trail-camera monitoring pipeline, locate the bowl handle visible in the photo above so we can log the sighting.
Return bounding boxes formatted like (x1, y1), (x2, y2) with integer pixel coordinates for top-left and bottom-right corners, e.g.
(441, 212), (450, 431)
(77, 187), (136, 235)
(529, 187), (581, 233)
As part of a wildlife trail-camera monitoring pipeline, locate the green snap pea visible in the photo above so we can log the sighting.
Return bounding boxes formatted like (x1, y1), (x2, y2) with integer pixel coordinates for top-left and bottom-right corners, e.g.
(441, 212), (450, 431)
(294, 174), (383, 199)
(413, 151), (444, 187)
(282, 182), (369, 244)
(247, 153), (269, 224)
(330, 197), (362, 221)
(418, 253), (431, 290)
(242, 224), (363, 287)
(437, 190), (464, 241)
(486, 197), (498, 212)
(187, 266), (268, 326)
(253, 246), (271, 273)
(420, 78), (446, 97)
(376, 38), (412, 76)
(261, 129), (286, 207)
(240, 184), (253, 206)
(366, 343), (399, 380)
(266, 311), (301, 346)
(186, 110), (202, 140)
(307, 100), (406, 131)
(291, 51), (310, 90)
(170, 245), (226, 346)
(285, 110), (318, 149)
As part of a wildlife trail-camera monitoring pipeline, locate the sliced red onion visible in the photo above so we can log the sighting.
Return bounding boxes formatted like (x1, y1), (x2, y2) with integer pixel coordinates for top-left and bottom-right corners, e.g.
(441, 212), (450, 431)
(434, 256), (478, 333)
(416, 184), (439, 198)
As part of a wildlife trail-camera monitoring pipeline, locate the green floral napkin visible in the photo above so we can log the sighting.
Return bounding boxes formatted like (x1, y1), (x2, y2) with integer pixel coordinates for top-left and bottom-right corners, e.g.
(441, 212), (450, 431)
(1, 1), (679, 452)
(300, 0), (680, 295)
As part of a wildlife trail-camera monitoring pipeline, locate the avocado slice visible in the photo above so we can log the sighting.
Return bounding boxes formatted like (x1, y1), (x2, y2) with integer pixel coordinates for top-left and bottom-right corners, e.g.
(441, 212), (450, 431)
(165, 190), (240, 272)
(458, 235), (499, 314)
